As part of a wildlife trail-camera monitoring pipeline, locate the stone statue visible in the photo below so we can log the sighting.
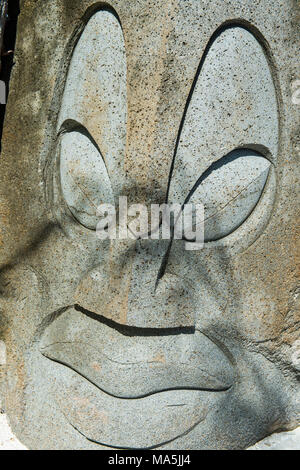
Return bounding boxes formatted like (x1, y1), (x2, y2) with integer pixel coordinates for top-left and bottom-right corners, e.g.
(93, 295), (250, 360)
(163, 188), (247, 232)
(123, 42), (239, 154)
(0, 0), (299, 449)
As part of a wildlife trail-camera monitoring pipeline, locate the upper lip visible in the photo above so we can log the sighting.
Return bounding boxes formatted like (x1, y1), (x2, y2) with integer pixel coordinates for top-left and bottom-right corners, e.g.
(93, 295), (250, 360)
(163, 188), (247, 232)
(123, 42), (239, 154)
(40, 305), (235, 399)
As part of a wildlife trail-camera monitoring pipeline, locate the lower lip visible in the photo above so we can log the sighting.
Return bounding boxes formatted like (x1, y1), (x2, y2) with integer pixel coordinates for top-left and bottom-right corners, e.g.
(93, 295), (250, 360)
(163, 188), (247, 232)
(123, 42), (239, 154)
(54, 367), (214, 449)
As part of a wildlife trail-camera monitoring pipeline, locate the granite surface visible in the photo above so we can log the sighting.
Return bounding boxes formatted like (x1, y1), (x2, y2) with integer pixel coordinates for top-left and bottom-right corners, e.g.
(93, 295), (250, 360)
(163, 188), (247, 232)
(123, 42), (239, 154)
(0, 0), (299, 450)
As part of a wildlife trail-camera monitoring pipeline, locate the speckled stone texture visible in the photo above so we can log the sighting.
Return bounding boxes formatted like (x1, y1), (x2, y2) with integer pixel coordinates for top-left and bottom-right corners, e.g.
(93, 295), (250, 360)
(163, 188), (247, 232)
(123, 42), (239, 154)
(248, 427), (300, 450)
(0, 0), (299, 450)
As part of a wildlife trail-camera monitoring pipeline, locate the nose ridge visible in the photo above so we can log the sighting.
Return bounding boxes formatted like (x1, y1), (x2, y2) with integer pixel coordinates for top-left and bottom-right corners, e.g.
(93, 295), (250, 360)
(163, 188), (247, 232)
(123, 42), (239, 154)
(75, 238), (196, 328)
(126, 239), (195, 328)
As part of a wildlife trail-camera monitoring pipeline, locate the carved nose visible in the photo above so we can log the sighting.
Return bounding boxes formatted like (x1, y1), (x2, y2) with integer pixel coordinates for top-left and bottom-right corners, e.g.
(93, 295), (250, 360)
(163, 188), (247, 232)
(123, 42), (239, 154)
(75, 238), (196, 328)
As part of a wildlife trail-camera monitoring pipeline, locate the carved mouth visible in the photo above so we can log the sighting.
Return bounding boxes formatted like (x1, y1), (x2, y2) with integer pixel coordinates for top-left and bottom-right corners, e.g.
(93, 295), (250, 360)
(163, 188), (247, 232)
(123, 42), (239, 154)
(40, 306), (235, 448)
(40, 305), (235, 398)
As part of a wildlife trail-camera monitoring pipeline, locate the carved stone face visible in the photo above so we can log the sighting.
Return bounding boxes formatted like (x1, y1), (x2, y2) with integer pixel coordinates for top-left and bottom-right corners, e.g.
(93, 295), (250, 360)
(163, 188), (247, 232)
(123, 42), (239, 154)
(0, 1), (299, 449)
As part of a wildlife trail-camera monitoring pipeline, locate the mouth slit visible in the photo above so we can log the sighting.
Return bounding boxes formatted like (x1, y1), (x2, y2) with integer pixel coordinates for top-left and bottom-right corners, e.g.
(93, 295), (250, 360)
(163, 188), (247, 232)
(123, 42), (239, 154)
(74, 304), (196, 337)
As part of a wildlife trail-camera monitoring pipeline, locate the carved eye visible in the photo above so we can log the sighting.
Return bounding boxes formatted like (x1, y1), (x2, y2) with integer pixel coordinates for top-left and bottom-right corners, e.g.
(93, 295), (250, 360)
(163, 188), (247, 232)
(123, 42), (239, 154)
(168, 25), (278, 245)
(187, 149), (271, 242)
(60, 130), (114, 230)
(55, 9), (126, 231)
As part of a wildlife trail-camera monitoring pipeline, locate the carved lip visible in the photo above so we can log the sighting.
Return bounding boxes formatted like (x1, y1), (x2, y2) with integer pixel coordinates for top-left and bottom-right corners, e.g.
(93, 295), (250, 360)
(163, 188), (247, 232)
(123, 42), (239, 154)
(55, 375), (214, 449)
(40, 306), (235, 399)
(40, 306), (235, 448)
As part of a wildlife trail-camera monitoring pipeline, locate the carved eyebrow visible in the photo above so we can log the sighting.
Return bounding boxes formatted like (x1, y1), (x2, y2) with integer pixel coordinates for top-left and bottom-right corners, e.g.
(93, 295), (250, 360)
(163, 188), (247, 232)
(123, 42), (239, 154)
(183, 147), (269, 206)
(58, 119), (99, 151)
(58, 118), (109, 172)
